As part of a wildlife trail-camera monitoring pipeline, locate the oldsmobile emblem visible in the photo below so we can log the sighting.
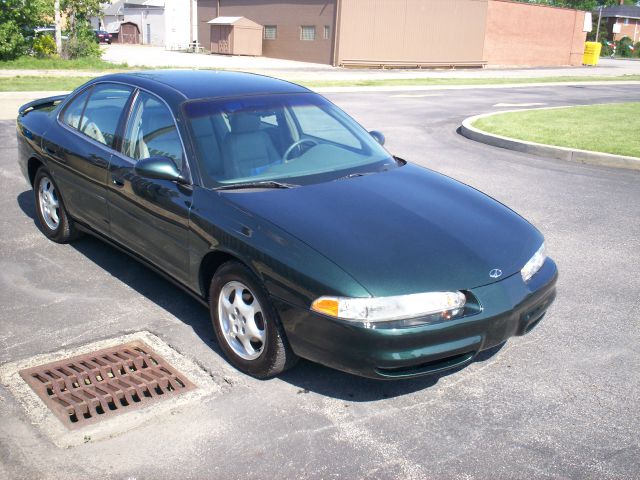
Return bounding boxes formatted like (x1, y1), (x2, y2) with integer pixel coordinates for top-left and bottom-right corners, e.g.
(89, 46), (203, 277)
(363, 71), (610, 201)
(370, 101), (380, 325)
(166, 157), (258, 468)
(489, 268), (503, 279)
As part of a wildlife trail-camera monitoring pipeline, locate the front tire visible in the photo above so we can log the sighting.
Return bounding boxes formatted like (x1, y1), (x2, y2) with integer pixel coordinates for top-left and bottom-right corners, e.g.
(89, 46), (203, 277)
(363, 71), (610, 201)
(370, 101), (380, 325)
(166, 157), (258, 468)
(209, 261), (297, 378)
(33, 167), (80, 243)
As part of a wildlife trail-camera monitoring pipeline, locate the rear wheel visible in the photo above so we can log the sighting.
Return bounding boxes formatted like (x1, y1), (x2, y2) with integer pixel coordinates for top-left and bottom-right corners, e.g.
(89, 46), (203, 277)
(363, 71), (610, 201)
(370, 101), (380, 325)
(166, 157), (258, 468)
(33, 167), (80, 243)
(209, 261), (297, 378)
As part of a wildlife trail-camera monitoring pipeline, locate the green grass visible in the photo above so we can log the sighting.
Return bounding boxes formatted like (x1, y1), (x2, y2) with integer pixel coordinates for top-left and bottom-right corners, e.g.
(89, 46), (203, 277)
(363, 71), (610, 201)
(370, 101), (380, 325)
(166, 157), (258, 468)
(0, 76), (89, 92)
(298, 75), (640, 88)
(2, 72), (640, 94)
(473, 102), (640, 158)
(0, 56), (130, 70)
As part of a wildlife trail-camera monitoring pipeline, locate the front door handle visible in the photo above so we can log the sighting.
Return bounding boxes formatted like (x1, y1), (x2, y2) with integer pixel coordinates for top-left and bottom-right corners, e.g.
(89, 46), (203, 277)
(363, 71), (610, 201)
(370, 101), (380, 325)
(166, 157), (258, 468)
(112, 176), (125, 187)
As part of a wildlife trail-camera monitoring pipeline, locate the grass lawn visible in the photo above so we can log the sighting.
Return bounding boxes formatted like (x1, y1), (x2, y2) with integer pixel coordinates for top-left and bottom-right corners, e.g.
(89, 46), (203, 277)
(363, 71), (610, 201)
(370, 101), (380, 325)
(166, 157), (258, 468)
(473, 102), (640, 158)
(299, 75), (640, 88)
(0, 56), (130, 70)
(0, 76), (89, 92)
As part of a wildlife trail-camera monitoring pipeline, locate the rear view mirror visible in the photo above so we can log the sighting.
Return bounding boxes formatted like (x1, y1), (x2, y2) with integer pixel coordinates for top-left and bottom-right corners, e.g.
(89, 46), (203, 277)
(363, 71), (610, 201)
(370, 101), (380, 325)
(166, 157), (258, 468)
(369, 130), (385, 146)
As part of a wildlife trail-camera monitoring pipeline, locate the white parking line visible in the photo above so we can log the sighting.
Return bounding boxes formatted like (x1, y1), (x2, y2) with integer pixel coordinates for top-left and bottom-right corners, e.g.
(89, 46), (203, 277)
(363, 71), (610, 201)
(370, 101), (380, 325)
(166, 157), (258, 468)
(492, 102), (547, 107)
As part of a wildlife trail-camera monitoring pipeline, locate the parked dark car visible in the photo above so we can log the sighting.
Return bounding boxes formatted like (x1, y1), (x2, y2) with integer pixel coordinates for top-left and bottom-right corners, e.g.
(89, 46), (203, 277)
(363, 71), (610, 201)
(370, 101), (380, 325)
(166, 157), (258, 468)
(94, 29), (112, 44)
(16, 71), (557, 379)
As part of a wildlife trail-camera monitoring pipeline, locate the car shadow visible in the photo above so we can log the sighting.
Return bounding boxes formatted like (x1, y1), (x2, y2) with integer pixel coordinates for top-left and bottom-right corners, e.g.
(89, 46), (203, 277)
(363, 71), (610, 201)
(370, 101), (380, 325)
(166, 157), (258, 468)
(17, 189), (504, 401)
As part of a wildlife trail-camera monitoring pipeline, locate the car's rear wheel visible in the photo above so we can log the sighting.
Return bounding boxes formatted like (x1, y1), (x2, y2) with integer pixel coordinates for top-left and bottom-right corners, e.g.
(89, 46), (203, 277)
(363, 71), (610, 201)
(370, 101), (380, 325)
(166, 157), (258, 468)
(34, 167), (80, 243)
(209, 261), (297, 378)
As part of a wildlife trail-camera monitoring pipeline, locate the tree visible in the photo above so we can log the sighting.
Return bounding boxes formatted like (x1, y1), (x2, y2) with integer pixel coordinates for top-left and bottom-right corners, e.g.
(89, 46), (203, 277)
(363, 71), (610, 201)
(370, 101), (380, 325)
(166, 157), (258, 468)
(0, 0), (53, 59)
(59, 0), (101, 59)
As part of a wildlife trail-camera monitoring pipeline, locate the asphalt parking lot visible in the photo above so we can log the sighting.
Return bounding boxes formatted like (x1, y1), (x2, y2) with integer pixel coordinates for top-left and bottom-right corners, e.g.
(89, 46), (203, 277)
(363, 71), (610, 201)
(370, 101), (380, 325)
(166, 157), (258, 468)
(1, 84), (639, 479)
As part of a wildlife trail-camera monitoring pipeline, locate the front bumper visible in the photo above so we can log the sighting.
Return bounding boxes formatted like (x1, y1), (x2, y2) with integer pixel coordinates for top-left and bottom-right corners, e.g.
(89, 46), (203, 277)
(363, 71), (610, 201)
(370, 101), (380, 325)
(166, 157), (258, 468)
(274, 258), (558, 379)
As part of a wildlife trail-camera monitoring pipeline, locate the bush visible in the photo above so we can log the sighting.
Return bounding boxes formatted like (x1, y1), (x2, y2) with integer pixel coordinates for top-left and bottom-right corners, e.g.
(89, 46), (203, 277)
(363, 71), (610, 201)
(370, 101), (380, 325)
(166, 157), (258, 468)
(617, 36), (634, 58)
(600, 40), (613, 57)
(0, 20), (26, 60)
(62, 24), (101, 59)
(32, 34), (57, 58)
(634, 42), (640, 59)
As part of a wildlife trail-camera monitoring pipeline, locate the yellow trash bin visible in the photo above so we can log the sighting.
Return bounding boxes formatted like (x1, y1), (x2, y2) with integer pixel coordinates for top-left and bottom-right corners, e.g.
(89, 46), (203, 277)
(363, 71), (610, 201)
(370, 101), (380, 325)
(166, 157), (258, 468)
(583, 42), (602, 66)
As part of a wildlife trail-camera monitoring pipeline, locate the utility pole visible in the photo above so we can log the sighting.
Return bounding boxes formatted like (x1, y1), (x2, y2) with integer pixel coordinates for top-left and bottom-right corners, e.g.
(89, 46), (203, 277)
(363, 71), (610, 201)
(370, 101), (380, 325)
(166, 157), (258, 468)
(54, 0), (62, 55)
(595, 6), (603, 42)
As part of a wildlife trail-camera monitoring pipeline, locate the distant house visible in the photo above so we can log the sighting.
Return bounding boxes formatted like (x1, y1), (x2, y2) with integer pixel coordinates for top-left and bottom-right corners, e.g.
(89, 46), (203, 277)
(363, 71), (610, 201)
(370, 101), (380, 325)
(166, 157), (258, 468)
(598, 4), (640, 43)
(93, 0), (196, 50)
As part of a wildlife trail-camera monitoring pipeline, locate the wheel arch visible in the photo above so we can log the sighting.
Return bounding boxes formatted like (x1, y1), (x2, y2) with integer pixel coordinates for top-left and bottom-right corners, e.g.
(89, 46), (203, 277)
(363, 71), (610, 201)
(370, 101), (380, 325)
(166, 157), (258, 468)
(198, 249), (260, 302)
(27, 157), (44, 186)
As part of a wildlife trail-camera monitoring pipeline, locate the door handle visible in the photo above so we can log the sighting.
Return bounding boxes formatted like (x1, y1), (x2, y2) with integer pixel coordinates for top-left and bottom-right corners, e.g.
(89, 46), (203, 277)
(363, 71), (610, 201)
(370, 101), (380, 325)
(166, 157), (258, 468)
(112, 176), (125, 187)
(43, 145), (58, 156)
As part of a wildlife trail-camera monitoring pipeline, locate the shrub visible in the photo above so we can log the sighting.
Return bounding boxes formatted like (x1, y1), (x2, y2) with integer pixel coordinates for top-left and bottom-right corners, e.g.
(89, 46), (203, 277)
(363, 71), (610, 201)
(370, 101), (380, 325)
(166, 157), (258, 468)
(62, 24), (101, 59)
(600, 40), (613, 57)
(617, 36), (634, 58)
(0, 20), (26, 60)
(32, 34), (57, 58)
(634, 42), (640, 59)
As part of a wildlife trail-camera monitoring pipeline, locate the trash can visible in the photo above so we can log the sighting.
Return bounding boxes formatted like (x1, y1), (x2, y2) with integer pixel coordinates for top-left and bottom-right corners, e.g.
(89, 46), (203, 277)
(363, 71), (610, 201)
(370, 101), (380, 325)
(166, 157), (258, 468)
(583, 42), (602, 66)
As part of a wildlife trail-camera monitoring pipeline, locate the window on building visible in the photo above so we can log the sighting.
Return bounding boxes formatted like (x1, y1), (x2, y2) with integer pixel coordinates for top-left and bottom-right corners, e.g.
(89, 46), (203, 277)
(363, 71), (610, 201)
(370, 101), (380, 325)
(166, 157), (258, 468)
(624, 17), (630, 25)
(300, 25), (315, 41)
(323, 25), (330, 40)
(264, 25), (277, 40)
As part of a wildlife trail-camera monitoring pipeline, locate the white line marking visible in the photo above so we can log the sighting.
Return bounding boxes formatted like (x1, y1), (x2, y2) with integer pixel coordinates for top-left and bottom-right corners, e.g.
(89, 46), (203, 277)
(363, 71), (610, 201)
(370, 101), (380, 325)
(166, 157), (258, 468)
(390, 93), (444, 98)
(492, 102), (547, 107)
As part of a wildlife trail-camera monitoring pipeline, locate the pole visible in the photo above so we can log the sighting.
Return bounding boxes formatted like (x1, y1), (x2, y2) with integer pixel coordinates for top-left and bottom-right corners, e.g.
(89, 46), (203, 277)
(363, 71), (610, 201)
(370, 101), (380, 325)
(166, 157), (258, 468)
(595, 6), (602, 42)
(54, 0), (62, 55)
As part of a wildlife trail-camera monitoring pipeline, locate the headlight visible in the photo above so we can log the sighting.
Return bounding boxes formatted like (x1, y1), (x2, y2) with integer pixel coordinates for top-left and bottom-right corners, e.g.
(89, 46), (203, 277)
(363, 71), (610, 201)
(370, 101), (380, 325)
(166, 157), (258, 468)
(521, 243), (546, 282)
(311, 291), (466, 323)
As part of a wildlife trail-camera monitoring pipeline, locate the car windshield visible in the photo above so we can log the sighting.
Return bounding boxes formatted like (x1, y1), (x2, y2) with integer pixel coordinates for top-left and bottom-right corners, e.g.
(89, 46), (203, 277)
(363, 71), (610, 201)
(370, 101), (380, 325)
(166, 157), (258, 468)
(183, 93), (396, 187)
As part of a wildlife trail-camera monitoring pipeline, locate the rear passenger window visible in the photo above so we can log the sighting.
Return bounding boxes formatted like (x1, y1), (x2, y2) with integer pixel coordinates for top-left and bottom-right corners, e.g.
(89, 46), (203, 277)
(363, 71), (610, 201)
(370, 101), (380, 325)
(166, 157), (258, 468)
(62, 87), (92, 130)
(77, 84), (133, 148)
(122, 91), (184, 169)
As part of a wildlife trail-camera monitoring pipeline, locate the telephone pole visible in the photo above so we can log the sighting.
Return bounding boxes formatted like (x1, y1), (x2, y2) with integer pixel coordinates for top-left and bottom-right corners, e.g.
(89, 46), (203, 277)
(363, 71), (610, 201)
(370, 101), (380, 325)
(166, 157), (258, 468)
(54, 0), (62, 55)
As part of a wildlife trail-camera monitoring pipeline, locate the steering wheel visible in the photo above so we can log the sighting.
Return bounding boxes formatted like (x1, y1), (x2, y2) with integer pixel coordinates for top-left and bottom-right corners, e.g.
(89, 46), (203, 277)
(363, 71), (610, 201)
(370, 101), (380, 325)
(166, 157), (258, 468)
(283, 138), (318, 163)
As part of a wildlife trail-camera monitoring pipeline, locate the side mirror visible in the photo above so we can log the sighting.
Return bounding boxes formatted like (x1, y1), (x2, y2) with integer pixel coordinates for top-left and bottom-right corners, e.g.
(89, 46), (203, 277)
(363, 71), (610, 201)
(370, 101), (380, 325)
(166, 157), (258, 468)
(369, 130), (385, 146)
(134, 156), (186, 183)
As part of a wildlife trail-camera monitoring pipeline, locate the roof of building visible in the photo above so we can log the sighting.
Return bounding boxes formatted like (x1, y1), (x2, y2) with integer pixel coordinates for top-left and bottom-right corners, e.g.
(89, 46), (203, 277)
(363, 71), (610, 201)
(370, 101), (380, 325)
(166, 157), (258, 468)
(208, 16), (244, 25)
(598, 5), (640, 20)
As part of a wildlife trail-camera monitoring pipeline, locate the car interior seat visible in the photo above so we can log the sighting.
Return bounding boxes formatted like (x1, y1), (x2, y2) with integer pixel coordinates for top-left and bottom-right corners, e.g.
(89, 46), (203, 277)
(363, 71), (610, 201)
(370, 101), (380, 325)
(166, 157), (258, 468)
(222, 111), (281, 179)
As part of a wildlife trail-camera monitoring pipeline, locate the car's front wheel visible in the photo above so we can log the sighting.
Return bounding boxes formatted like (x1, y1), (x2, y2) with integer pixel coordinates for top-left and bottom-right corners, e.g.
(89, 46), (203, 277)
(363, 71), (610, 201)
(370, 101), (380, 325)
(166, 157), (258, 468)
(209, 261), (297, 378)
(34, 167), (80, 243)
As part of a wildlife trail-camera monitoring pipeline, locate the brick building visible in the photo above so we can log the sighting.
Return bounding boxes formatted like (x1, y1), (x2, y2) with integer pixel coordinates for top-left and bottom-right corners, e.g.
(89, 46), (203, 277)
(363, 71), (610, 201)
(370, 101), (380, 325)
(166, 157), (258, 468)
(599, 4), (640, 43)
(197, 0), (589, 67)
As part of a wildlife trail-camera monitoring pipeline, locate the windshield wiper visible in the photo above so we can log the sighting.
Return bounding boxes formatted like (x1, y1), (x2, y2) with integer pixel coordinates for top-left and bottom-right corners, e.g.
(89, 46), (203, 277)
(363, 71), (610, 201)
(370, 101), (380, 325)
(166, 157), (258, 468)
(214, 181), (298, 191)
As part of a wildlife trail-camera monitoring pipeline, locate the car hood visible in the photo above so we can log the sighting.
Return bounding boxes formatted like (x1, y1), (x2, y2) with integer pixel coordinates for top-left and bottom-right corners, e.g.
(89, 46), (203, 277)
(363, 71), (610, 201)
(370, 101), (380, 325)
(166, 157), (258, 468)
(222, 163), (543, 296)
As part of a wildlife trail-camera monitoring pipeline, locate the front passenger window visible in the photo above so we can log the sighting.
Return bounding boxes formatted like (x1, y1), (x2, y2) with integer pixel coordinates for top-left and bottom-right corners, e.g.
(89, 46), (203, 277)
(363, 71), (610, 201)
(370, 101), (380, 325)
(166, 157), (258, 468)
(122, 91), (184, 170)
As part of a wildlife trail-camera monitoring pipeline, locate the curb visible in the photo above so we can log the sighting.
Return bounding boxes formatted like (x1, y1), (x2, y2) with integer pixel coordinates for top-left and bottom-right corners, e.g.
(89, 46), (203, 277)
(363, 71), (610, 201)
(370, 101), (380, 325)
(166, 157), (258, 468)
(460, 107), (640, 171)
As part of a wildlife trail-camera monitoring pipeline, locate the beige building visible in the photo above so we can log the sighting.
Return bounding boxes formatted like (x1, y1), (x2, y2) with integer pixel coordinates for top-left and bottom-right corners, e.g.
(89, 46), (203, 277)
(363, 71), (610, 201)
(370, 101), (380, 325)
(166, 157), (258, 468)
(197, 0), (588, 67)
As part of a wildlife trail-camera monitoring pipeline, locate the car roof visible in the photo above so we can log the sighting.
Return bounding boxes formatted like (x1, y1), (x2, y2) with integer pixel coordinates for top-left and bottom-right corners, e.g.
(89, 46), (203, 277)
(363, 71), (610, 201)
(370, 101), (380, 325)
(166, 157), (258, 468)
(94, 70), (311, 101)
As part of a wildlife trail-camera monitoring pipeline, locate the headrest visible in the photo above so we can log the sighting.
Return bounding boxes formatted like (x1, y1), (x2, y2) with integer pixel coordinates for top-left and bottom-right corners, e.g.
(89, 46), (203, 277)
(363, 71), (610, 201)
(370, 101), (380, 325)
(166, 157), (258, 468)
(229, 112), (260, 133)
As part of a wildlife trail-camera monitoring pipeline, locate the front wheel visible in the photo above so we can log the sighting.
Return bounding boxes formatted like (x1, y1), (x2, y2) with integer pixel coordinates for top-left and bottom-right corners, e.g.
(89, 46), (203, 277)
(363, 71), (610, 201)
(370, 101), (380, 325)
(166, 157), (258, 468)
(33, 167), (81, 243)
(209, 261), (297, 378)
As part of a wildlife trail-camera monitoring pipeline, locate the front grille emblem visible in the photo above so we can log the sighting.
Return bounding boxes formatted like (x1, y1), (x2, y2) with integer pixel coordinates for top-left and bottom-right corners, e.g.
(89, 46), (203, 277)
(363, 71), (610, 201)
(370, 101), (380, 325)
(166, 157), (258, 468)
(489, 268), (503, 279)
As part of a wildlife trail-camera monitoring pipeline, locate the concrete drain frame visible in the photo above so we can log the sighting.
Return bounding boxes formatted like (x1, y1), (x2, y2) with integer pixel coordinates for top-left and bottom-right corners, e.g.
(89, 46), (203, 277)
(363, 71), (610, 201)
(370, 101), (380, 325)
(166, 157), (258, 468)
(0, 331), (221, 447)
(19, 341), (196, 429)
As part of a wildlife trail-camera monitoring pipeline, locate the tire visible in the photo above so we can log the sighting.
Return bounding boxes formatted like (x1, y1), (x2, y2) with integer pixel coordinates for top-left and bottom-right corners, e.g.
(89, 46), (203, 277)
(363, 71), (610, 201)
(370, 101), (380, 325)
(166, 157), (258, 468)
(33, 167), (81, 243)
(209, 261), (298, 378)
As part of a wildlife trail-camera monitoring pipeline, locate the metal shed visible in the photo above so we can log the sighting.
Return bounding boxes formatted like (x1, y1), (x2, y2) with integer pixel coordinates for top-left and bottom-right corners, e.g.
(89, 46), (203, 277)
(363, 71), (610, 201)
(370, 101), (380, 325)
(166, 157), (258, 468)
(207, 16), (263, 55)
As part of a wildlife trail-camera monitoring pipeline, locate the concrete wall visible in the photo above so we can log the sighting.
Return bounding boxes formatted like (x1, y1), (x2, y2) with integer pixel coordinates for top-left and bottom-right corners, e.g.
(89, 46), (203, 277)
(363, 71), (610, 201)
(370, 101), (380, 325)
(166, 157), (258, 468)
(198, 0), (336, 64)
(484, 0), (586, 66)
(336, 0), (489, 67)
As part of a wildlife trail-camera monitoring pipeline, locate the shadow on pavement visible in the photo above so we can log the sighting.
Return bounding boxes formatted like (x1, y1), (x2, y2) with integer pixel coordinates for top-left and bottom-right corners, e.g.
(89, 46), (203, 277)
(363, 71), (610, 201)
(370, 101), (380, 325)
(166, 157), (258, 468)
(18, 189), (504, 401)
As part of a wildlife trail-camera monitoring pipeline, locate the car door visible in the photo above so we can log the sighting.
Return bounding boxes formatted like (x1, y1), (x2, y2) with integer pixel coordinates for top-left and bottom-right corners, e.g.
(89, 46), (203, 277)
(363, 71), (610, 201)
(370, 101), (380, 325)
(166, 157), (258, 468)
(44, 83), (133, 234)
(107, 89), (193, 284)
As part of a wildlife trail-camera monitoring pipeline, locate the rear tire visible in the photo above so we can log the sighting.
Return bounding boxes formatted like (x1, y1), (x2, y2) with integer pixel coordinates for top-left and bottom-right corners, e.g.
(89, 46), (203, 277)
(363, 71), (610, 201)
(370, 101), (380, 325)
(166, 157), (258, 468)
(33, 167), (81, 243)
(209, 261), (298, 378)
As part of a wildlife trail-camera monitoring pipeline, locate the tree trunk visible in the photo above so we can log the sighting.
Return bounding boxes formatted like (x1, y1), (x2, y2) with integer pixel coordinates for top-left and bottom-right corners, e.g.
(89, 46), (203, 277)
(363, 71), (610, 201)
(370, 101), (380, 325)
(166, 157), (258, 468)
(54, 0), (62, 54)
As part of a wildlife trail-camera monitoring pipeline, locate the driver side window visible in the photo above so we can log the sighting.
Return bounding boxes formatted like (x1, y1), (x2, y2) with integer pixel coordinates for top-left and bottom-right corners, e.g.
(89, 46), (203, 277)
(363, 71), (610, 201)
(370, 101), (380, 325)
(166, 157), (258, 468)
(122, 91), (184, 170)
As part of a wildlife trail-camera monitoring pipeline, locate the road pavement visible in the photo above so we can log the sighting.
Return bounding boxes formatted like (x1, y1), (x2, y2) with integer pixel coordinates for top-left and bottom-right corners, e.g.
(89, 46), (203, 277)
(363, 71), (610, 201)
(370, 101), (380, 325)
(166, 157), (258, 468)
(0, 83), (639, 479)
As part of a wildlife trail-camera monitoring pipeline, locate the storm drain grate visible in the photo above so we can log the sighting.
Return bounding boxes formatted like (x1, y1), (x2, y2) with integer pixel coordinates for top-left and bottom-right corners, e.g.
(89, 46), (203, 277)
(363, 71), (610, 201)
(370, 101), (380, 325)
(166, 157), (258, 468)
(19, 341), (196, 429)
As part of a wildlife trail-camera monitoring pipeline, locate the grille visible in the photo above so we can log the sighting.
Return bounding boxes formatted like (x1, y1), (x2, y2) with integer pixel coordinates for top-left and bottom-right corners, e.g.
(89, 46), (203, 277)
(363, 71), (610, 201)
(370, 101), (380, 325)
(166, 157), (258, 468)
(19, 341), (196, 429)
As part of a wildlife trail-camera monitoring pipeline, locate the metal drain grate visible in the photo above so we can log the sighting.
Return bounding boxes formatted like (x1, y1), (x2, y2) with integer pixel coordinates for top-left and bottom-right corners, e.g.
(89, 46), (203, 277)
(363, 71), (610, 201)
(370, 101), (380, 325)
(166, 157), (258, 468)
(19, 341), (196, 429)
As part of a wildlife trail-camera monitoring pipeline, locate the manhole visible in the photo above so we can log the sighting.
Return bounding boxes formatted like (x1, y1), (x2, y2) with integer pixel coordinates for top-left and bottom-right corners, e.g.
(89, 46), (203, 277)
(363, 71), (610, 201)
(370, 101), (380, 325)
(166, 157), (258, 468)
(19, 341), (196, 429)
